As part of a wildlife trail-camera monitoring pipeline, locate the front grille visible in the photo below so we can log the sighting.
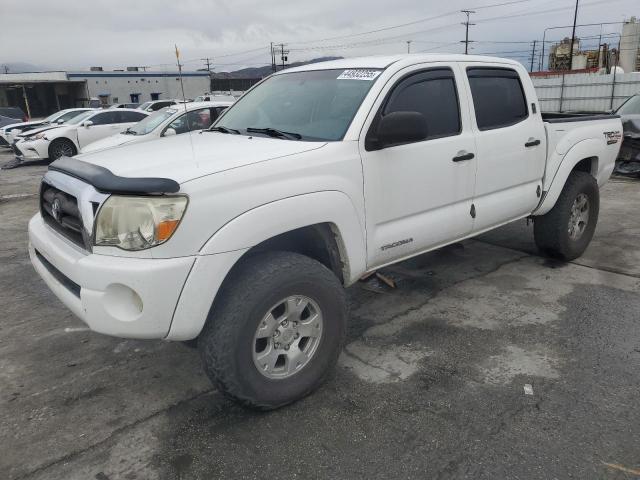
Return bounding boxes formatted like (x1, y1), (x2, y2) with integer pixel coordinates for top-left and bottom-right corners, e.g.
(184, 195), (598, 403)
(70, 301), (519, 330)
(35, 250), (81, 298)
(40, 182), (88, 249)
(0, 136), (8, 146)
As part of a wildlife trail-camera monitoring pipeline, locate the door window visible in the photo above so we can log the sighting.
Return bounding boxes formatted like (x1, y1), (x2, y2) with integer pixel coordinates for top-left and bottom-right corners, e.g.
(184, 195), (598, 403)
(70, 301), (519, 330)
(90, 111), (119, 125)
(367, 68), (461, 149)
(118, 111), (148, 123)
(466, 68), (528, 130)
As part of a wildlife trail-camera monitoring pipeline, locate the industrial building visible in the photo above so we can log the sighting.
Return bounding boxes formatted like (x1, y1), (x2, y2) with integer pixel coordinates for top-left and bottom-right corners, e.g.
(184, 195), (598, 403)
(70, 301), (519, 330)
(620, 16), (640, 73)
(0, 68), (210, 118)
(547, 17), (640, 74)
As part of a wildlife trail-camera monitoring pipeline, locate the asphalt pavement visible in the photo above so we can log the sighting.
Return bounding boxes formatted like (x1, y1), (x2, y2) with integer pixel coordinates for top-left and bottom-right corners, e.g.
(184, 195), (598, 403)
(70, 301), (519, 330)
(1, 148), (639, 480)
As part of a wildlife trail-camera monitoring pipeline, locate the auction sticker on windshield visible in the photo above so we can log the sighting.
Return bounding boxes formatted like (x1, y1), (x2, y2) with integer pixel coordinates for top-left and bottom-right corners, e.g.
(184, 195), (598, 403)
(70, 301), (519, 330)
(337, 69), (382, 81)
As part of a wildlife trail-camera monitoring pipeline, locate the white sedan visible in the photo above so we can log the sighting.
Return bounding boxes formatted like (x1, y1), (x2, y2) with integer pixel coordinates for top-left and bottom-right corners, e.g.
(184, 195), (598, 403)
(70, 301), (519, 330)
(0, 108), (93, 146)
(81, 101), (233, 154)
(14, 108), (149, 161)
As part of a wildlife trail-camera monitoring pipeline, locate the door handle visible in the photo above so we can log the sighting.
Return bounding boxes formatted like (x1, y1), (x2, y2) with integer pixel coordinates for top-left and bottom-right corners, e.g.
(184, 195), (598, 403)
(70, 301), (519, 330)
(452, 152), (475, 162)
(525, 139), (541, 147)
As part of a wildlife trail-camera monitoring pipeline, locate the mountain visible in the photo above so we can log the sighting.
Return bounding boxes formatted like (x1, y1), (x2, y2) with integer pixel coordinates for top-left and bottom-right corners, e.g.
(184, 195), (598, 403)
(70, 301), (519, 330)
(212, 57), (343, 79)
(0, 62), (50, 73)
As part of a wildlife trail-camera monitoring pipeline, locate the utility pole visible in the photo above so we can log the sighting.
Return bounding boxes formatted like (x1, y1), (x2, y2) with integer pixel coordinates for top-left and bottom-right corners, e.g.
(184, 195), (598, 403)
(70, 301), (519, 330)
(201, 57), (213, 73)
(460, 10), (476, 54)
(529, 40), (537, 72)
(568, 0), (579, 71)
(406, 40), (412, 53)
(279, 44), (289, 70)
(270, 42), (276, 72)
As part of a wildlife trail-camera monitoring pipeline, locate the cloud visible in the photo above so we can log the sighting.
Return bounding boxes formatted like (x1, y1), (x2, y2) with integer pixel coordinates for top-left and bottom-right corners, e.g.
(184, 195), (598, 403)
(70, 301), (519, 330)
(0, 0), (636, 71)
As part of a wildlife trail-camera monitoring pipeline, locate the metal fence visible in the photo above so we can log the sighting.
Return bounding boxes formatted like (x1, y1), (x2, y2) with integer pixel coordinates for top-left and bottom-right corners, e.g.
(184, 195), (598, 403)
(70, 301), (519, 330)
(531, 72), (640, 112)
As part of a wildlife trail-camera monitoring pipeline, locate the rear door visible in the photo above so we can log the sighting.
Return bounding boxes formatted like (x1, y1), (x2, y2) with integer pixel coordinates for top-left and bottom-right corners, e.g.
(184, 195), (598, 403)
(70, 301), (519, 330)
(360, 63), (477, 268)
(460, 63), (546, 232)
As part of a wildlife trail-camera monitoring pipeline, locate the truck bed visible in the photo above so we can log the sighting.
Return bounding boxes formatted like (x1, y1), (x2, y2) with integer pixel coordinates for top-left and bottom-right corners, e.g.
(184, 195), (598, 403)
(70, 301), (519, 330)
(542, 112), (619, 123)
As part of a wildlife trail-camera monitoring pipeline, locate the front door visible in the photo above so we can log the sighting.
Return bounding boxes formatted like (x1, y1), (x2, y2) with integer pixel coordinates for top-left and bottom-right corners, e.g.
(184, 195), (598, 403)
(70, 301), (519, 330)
(360, 64), (477, 268)
(461, 64), (547, 232)
(76, 111), (121, 148)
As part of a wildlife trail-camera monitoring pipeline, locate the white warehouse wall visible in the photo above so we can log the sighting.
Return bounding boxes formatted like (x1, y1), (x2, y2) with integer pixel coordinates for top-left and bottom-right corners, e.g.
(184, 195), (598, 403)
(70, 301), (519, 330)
(68, 71), (210, 104)
(531, 72), (640, 112)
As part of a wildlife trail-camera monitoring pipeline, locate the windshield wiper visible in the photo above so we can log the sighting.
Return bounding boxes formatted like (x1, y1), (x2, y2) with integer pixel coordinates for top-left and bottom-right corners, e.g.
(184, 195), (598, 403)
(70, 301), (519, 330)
(206, 126), (240, 134)
(246, 127), (302, 140)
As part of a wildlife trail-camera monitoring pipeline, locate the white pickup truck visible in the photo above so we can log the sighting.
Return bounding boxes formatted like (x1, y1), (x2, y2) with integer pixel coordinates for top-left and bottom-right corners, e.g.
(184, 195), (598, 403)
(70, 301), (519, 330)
(29, 55), (622, 409)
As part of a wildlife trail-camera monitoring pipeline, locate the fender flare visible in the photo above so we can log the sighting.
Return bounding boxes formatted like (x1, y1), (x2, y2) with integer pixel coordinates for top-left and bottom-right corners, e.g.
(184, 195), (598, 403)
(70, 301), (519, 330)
(166, 191), (366, 340)
(199, 190), (367, 283)
(533, 138), (603, 216)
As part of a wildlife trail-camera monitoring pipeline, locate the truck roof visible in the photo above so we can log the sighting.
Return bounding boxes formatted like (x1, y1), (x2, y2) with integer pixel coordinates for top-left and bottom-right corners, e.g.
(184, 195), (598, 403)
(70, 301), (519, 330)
(282, 54), (522, 74)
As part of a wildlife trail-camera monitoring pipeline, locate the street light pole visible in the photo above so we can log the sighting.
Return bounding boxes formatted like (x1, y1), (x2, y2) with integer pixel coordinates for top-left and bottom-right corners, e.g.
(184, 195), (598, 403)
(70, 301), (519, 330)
(568, 0), (580, 71)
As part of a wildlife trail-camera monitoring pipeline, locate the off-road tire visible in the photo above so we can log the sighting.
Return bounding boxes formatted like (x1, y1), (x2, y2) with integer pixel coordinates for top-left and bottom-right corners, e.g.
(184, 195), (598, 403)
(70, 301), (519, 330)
(198, 251), (347, 410)
(48, 138), (76, 160)
(534, 171), (599, 260)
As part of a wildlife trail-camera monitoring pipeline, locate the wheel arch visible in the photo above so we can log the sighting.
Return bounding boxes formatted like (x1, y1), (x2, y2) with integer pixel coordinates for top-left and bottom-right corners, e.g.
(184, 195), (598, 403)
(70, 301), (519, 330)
(165, 192), (366, 341)
(48, 136), (78, 158)
(199, 191), (367, 284)
(534, 138), (603, 216)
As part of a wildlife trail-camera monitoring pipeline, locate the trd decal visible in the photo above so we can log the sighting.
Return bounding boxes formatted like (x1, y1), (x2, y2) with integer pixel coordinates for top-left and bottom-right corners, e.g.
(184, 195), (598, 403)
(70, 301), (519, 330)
(603, 131), (621, 145)
(380, 238), (413, 251)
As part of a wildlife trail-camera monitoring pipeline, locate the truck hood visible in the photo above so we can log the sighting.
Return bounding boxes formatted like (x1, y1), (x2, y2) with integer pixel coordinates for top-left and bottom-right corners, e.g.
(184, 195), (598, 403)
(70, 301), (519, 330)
(77, 131), (328, 183)
(81, 132), (140, 154)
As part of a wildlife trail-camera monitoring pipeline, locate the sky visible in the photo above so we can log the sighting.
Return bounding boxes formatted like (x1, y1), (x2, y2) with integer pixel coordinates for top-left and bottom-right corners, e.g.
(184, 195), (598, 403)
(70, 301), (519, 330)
(0, 0), (637, 72)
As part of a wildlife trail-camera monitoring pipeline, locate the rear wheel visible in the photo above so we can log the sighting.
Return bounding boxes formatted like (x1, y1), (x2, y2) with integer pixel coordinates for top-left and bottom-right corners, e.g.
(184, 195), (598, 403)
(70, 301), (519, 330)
(48, 138), (76, 160)
(534, 171), (599, 260)
(198, 251), (347, 410)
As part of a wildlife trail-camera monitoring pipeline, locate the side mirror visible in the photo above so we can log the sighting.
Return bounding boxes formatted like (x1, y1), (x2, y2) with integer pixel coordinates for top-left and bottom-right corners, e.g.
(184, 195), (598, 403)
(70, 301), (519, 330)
(83, 120), (93, 128)
(373, 111), (428, 149)
(56, 119), (65, 124)
(163, 128), (177, 137)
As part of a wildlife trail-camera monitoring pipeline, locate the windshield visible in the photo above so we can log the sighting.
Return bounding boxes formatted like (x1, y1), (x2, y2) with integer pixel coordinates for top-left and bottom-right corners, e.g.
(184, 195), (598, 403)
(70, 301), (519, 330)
(617, 95), (640, 115)
(56, 110), (89, 124)
(138, 102), (152, 111)
(44, 111), (67, 122)
(214, 68), (382, 141)
(67, 110), (95, 125)
(127, 108), (176, 135)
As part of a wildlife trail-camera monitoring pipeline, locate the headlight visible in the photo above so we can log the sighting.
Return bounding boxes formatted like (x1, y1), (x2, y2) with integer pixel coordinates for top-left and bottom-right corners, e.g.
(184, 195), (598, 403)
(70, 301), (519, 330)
(34, 132), (47, 140)
(94, 195), (188, 251)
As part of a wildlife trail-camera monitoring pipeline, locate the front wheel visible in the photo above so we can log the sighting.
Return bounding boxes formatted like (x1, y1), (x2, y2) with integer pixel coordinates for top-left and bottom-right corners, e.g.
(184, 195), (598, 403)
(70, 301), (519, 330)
(534, 171), (599, 260)
(198, 251), (347, 410)
(48, 138), (76, 160)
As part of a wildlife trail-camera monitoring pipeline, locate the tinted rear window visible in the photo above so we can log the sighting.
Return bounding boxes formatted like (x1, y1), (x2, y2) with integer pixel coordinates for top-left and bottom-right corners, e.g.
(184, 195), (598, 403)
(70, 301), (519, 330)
(467, 68), (528, 130)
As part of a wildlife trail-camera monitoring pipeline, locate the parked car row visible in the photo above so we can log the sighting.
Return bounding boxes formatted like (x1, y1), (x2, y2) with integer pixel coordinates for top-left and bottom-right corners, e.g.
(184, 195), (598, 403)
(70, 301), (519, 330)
(1, 99), (234, 164)
(0, 108), (94, 146)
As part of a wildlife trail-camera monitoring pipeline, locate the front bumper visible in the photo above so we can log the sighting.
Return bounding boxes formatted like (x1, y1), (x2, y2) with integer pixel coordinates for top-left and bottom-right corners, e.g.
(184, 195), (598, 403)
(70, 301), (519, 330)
(14, 139), (49, 160)
(29, 213), (196, 339)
